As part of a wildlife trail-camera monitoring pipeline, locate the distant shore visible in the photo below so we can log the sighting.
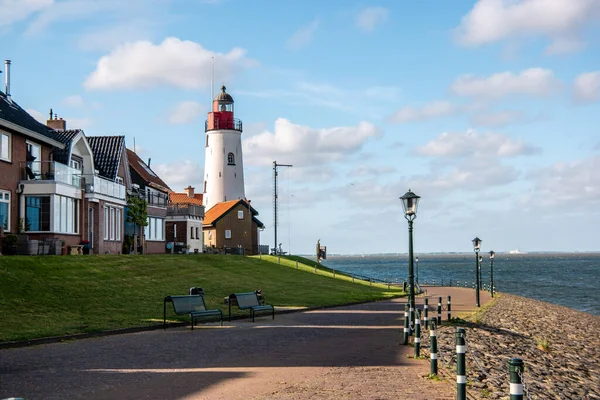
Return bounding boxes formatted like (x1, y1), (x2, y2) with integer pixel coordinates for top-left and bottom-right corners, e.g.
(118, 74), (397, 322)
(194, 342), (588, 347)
(430, 293), (600, 399)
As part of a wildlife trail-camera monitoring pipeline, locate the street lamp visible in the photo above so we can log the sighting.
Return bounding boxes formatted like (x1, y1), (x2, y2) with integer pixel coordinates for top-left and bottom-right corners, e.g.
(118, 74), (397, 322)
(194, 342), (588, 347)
(472, 236), (482, 307)
(489, 250), (495, 298)
(415, 256), (419, 285)
(400, 189), (420, 331)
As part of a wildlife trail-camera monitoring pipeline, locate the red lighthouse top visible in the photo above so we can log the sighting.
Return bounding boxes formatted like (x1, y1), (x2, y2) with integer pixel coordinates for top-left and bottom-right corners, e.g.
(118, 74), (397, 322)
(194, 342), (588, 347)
(205, 85), (243, 132)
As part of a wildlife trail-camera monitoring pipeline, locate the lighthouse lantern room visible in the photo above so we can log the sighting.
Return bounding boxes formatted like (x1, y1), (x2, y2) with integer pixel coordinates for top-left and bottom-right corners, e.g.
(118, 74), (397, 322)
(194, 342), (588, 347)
(203, 85), (245, 211)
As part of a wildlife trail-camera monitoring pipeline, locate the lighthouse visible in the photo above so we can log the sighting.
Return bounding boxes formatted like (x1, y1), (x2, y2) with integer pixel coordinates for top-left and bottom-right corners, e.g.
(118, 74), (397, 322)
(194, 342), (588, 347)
(203, 85), (245, 211)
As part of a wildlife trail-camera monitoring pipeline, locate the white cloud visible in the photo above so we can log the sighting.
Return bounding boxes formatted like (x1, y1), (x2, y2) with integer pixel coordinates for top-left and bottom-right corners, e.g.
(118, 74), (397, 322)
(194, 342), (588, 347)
(388, 101), (459, 123)
(286, 18), (319, 50)
(0, 0), (52, 28)
(455, 0), (600, 54)
(153, 160), (203, 191)
(63, 94), (84, 107)
(167, 101), (204, 125)
(347, 164), (396, 178)
(528, 155), (600, 208)
(415, 130), (540, 158)
(26, 108), (46, 123)
(451, 68), (559, 99)
(573, 71), (600, 104)
(84, 37), (257, 91)
(355, 7), (389, 32)
(470, 110), (524, 128)
(243, 118), (380, 167)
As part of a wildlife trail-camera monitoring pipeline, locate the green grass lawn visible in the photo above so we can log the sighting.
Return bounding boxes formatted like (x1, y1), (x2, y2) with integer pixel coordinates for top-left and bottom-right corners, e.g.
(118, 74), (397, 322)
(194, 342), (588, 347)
(0, 254), (405, 343)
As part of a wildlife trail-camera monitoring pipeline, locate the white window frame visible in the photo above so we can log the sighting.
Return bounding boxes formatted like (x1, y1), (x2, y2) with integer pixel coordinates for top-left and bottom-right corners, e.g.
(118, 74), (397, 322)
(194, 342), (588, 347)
(238, 210), (244, 219)
(0, 131), (11, 162)
(0, 189), (10, 232)
(145, 216), (165, 241)
(225, 229), (231, 239)
(104, 205), (122, 241)
(70, 159), (81, 170)
(26, 141), (42, 176)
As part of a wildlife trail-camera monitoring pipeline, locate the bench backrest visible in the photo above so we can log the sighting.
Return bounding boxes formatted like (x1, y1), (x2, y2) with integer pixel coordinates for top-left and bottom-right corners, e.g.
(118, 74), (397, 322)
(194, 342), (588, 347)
(235, 292), (260, 309)
(169, 295), (209, 314)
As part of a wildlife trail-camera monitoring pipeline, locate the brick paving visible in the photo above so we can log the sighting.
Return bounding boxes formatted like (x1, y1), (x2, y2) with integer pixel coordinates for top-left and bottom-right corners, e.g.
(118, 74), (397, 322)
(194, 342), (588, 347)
(0, 287), (489, 400)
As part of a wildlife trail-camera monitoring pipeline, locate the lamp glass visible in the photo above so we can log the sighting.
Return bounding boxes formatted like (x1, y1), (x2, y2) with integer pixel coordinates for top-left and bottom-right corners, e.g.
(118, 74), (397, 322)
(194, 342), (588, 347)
(400, 190), (420, 216)
(490, 250), (495, 259)
(472, 236), (482, 251)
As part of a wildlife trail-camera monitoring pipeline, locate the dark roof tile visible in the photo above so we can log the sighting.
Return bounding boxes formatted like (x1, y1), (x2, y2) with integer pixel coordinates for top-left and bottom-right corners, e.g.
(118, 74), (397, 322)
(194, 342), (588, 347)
(0, 91), (62, 144)
(126, 148), (170, 191)
(87, 136), (125, 180)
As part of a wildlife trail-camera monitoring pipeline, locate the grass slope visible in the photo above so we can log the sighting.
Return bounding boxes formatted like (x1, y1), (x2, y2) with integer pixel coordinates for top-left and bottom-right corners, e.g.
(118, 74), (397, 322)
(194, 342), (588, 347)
(0, 254), (404, 342)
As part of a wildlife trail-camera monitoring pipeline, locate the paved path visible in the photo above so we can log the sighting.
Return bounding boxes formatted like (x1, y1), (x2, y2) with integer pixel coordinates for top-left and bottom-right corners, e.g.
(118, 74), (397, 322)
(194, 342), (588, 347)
(0, 287), (491, 400)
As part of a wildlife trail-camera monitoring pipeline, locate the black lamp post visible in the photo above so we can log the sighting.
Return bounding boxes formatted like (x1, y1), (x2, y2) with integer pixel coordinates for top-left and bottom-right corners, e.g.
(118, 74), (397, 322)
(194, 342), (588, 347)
(400, 189), (420, 330)
(415, 256), (419, 284)
(472, 236), (482, 307)
(478, 255), (483, 290)
(489, 250), (495, 298)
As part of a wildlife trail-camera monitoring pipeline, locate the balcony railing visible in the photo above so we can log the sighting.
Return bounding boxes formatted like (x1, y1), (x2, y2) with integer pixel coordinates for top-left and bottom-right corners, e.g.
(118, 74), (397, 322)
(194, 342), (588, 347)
(82, 175), (126, 200)
(167, 203), (205, 218)
(205, 118), (243, 132)
(20, 161), (81, 187)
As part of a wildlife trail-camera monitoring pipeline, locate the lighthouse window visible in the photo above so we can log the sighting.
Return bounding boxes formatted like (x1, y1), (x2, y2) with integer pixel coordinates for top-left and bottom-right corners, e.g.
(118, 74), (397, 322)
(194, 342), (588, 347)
(228, 153), (235, 165)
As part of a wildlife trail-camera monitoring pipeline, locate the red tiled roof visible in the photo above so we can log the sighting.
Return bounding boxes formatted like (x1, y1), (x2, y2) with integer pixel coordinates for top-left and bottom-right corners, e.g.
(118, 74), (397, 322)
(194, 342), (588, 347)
(169, 192), (203, 205)
(126, 148), (170, 191)
(203, 200), (240, 225)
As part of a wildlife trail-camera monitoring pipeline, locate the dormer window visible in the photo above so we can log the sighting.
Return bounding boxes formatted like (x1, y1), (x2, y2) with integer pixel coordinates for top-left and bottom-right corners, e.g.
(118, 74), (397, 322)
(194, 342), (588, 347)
(227, 152), (235, 165)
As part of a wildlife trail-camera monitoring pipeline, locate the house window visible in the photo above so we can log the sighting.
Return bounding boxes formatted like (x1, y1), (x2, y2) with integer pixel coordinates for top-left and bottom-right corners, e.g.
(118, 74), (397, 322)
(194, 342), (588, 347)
(238, 210), (244, 219)
(145, 216), (164, 241)
(25, 196), (51, 231)
(116, 176), (124, 184)
(190, 226), (194, 239)
(227, 152), (235, 165)
(70, 158), (82, 171)
(103, 205), (122, 241)
(0, 190), (10, 231)
(225, 229), (231, 239)
(53, 195), (79, 234)
(0, 131), (11, 161)
(26, 141), (41, 177)
(195, 227), (199, 239)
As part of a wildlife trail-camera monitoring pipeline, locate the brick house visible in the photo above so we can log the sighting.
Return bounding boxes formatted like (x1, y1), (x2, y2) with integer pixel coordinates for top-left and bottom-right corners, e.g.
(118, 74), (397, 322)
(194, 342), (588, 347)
(86, 136), (130, 254)
(166, 186), (205, 253)
(126, 149), (170, 254)
(203, 199), (264, 255)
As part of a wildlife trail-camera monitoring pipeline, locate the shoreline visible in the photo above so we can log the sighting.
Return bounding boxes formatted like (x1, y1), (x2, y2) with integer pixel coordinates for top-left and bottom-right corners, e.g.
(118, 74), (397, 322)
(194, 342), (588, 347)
(428, 293), (600, 399)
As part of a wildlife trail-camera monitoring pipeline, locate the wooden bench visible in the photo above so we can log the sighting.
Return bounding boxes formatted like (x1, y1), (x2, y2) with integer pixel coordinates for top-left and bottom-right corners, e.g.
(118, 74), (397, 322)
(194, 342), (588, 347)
(163, 295), (223, 330)
(228, 292), (274, 322)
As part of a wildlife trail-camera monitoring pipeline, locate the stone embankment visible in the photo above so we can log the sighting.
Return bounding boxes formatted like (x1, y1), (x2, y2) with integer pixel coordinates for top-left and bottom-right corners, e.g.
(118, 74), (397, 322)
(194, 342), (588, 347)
(422, 294), (600, 399)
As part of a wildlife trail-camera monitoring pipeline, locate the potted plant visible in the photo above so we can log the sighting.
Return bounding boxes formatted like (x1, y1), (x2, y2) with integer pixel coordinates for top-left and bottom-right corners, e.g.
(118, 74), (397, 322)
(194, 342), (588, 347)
(185, 244), (191, 254)
(80, 240), (91, 255)
(2, 234), (18, 255)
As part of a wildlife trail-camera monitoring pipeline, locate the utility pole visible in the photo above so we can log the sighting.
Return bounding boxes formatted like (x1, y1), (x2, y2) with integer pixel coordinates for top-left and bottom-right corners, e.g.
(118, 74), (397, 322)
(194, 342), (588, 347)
(273, 161), (292, 255)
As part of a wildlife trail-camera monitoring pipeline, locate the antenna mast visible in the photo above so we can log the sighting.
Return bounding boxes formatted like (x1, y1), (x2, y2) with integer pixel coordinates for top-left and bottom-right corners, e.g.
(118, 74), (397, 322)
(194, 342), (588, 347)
(273, 161), (292, 255)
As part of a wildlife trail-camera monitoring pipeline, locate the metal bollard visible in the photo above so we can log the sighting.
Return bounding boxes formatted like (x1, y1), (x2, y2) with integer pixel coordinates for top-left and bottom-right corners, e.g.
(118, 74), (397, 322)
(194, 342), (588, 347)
(409, 300), (415, 336)
(456, 327), (467, 400)
(414, 310), (421, 357)
(508, 358), (524, 400)
(403, 304), (409, 345)
(424, 298), (429, 329)
(437, 297), (442, 325)
(447, 295), (452, 320)
(430, 319), (438, 375)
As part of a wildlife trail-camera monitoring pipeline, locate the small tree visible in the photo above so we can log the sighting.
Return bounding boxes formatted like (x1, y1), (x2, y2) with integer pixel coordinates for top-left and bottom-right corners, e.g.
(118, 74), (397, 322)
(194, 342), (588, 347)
(126, 195), (148, 255)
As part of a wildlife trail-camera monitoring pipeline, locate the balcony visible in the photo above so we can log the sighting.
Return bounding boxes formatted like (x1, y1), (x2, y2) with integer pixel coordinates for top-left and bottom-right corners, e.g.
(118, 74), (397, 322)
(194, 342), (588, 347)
(82, 175), (126, 200)
(167, 203), (205, 218)
(20, 161), (81, 187)
(205, 118), (243, 132)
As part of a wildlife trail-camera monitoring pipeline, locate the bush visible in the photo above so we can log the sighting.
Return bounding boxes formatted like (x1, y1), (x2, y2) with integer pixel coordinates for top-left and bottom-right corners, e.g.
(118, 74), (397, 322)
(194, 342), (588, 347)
(2, 234), (18, 255)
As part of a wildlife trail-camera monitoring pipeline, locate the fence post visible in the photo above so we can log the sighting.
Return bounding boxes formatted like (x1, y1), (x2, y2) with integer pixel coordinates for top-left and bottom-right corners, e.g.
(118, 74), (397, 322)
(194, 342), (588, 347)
(456, 327), (467, 400)
(414, 310), (421, 358)
(403, 304), (409, 345)
(508, 358), (524, 400)
(447, 295), (451, 320)
(437, 297), (442, 325)
(430, 319), (437, 375)
(424, 298), (429, 329)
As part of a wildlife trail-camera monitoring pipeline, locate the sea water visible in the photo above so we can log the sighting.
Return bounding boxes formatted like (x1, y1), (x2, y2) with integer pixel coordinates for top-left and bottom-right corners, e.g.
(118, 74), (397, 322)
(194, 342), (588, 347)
(320, 253), (600, 316)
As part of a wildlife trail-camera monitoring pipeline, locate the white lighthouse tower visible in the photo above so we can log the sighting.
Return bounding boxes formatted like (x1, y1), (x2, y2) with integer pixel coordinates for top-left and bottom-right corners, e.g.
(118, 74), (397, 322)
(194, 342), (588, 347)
(203, 85), (245, 210)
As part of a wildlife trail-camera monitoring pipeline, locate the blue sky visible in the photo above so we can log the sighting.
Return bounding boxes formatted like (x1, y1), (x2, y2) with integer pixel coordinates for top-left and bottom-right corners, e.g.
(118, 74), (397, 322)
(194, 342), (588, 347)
(2, 0), (599, 255)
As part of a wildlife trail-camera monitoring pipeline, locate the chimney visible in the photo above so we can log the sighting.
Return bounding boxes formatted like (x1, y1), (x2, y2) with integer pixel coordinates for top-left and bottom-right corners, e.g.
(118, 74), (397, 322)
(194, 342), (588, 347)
(4, 60), (10, 100)
(184, 186), (195, 198)
(46, 110), (66, 131)
(147, 158), (151, 168)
